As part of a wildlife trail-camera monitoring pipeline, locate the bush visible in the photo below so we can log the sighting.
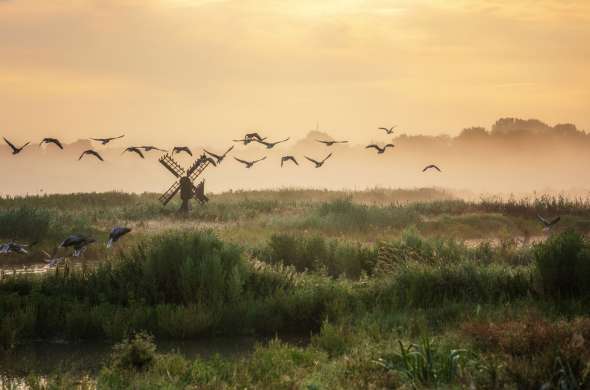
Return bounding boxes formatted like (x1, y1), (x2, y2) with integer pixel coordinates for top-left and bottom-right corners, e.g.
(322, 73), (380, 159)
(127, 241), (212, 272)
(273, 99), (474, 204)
(111, 332), (157, 371)
(534, 230), (590, 297)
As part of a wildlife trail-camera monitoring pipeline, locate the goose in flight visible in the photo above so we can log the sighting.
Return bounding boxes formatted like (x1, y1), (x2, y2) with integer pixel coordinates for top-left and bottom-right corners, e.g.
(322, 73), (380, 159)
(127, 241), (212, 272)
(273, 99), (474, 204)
(204, 145), (234, 164)
(41, 248), (65, 268)
(233, 136), (267, 145)
(537, 215), (560, 231)
(90, 135), (125, 145)
(40, 138), (64, 150)
(245, 132), (265, 141)
(316, 139), (348, 146)
(79, 149), (104, 161)
(3, 138), (30, 155)
(122, 147), (145, 159)
(305, 152), (333, 168)
(172, 146), (192, 156)
(423, 164), (441, 172)
(366, 144), (395, 154)
(140, 146), (167, 153)
(378, 126), (397, 134)
(60, 235), (96, 257)
(234, 156), (266, 168)
(256, 137), (290, 149)
(107, 227), (131, 248)
(281, 155), (298, 167)
(0, 241), (35, 255)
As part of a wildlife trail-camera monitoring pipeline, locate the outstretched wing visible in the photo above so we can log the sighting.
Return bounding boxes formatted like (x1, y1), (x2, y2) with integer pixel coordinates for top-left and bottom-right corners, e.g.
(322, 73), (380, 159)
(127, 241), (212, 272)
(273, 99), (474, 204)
(537, 214), (549, 226)
(322, 152), (333, 163)
(92, 150), (104, 161)
(223, 145), (235, 156)
(305, 156), (319, 165)
(204, 149), (222, 160)
(365, 144), (379, 150)
(548, 216), (560, 226)
(234, 157), (249, 165)
(253, 156), (267, 163)
(3, 137), (17, 152)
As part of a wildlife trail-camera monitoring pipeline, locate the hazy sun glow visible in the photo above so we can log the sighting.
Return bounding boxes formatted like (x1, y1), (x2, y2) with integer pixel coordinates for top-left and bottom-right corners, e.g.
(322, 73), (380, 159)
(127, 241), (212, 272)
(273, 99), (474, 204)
(0, 0), (588, 146)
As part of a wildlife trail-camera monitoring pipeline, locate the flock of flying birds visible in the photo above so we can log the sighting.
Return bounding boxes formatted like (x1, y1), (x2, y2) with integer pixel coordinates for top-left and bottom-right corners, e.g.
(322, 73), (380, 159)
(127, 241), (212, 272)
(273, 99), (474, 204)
(1, 125), (561, 267)
(1, 126), (443, 172)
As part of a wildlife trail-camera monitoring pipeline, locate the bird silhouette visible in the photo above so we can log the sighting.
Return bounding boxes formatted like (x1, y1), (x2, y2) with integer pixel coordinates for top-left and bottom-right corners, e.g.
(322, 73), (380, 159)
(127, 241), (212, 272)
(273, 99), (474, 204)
(40, 138), (64, 149)
(60, 235), (96, 257)
(107, 227), (131, 248)
(305, 153), (333, 168)
(537, 215), (560, 231)
(245, 132), (265, 141)
(233, 137), (267, 145)
(204, 145), (234, 164)
(366, 144), (395, 154)
(256, 137), (290, 149)
(140, 146), (167, 152)
(172, 146), (192, 156)
(281, 155), (299, 167)
(0, 241), (34, 255)
(316, 139), (348, 146)
(234, 156), (266, 168)
(79, 150), (104, 161)
(90, 135), (125, 145)
(3, 138), (30, 155)
(378, 126), (397, 134)
(122, 147), (145, 159)
(423, 164), (441, 172)
(41, 248), (65, 268)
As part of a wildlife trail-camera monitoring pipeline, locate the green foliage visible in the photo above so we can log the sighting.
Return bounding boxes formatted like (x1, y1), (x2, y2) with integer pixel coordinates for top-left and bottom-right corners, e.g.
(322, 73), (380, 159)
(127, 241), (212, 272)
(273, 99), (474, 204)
(111, 332), (157, 371)
(375, 337), (475, 387)
(534, 230), (590, 297)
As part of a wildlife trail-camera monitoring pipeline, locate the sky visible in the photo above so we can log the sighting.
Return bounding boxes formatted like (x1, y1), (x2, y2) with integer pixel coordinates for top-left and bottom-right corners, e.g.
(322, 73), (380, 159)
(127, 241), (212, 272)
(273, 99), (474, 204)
(0, 0), (589, 147)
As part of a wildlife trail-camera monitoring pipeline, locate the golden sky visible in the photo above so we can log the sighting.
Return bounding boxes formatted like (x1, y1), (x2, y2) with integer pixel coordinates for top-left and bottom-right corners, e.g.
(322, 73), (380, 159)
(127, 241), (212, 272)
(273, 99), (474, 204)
(1, 0), (588, 145)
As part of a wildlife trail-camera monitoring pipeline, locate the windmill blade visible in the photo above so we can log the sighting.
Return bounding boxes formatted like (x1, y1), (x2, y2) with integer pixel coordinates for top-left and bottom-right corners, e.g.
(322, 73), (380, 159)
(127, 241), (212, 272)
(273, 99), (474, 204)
(190, 180), (209, 204)
(159, 154), (185, 178)
(159, 179), (182, 205)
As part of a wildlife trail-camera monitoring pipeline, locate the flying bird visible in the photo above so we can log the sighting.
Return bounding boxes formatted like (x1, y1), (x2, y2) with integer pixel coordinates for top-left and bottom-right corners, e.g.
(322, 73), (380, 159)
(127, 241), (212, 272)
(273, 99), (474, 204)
(316, 139), (348, 146)
(256, 137), (290, 149)
(537, 215), (560, 231)
(3, 138), (30, 155)
(90, 135), (125, 145)
(204, 145), (234, 164)
(422, 164), (441, 172)
(378, 126), (397, 134)
(305, 153), (333, 168)
(107, 227), (132, 248)
(79, 150), (104, 161)
(233, 137), (267, 145)
(40, 138), (64, 150)
(281, 155), (299, 167)
(41, 248), (65, 268)
(366, 144), (395, 154)
(59, 235), (96, 257)
(172, 146), (192, 156)
(122, 147), (145, 159)
(234, 156), (267, 168)
(245, 132), (265, 141)
(140, 146), (167, 152)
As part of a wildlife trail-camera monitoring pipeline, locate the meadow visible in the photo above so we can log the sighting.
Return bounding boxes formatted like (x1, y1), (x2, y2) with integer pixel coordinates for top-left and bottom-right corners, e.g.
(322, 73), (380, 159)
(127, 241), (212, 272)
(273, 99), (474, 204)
(0, 188), (589, 389)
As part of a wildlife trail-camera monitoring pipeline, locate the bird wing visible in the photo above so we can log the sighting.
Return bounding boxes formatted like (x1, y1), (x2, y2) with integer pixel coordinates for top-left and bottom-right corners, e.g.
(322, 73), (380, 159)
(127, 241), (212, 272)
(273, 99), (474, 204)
(305, 156), (319, 164)
(53, 139), (64, 149)
(316, 140), (330, 145)
(3, 137), (17, 152)
(204, 149), (222, 160)
(92, 151), (104, 161)
(132, 148), (145, 158)
(385, 144), (395, 148)
(537, 214), (549, 225)
(253, 156), (267, 163)
(366, 145), (379, 150)
(336, 140), (349, 144)
(113, 135), (125, 140)
(223, 145), (235, 156)
(322, 152), (333, 163)
(234, 157), (249, 165)
(277, 137), (290, 144)
(90, 138), (106, 142)
(548, 216), (560, 226)
(433, 165), (441, 172)
(378, 128), (388, 132)
(21, 142), (30, 149)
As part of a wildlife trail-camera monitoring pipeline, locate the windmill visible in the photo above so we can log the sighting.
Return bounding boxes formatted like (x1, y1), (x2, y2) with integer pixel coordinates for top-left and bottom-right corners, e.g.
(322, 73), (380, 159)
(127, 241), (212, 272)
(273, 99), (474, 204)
(158, 153), (214, 214)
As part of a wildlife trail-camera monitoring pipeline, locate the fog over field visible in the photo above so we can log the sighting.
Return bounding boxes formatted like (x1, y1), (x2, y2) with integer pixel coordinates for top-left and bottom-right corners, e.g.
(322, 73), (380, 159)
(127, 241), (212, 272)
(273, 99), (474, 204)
(0, 117), (588, 197)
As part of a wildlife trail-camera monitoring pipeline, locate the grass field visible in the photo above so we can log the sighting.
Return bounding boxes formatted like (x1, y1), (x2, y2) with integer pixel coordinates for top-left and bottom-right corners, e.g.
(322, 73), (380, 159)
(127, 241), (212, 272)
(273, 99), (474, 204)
(1, 188), (589, 388)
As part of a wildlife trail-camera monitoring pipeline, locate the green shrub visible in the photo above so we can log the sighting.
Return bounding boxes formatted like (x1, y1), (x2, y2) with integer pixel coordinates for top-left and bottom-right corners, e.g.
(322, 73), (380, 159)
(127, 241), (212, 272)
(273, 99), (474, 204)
(111, 332), (157, 371)
(534, 230), (590, 297)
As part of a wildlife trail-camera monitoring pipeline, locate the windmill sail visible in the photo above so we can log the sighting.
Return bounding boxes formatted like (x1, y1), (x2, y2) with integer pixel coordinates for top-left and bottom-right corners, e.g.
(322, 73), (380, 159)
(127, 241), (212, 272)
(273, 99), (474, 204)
(188, 155), (214, 182)
(159, 180), (181, 205)
(192, 180), (208, 204)
(159, 154), (185, 178)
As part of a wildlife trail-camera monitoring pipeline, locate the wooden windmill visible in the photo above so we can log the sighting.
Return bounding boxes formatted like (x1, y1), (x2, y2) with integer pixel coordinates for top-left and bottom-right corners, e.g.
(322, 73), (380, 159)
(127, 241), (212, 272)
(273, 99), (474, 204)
(159, 153), (215, 213)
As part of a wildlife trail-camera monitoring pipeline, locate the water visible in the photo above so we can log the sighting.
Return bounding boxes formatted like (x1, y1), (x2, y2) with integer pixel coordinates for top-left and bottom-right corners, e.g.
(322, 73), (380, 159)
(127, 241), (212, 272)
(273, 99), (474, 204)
(0, 334), (309, 379)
